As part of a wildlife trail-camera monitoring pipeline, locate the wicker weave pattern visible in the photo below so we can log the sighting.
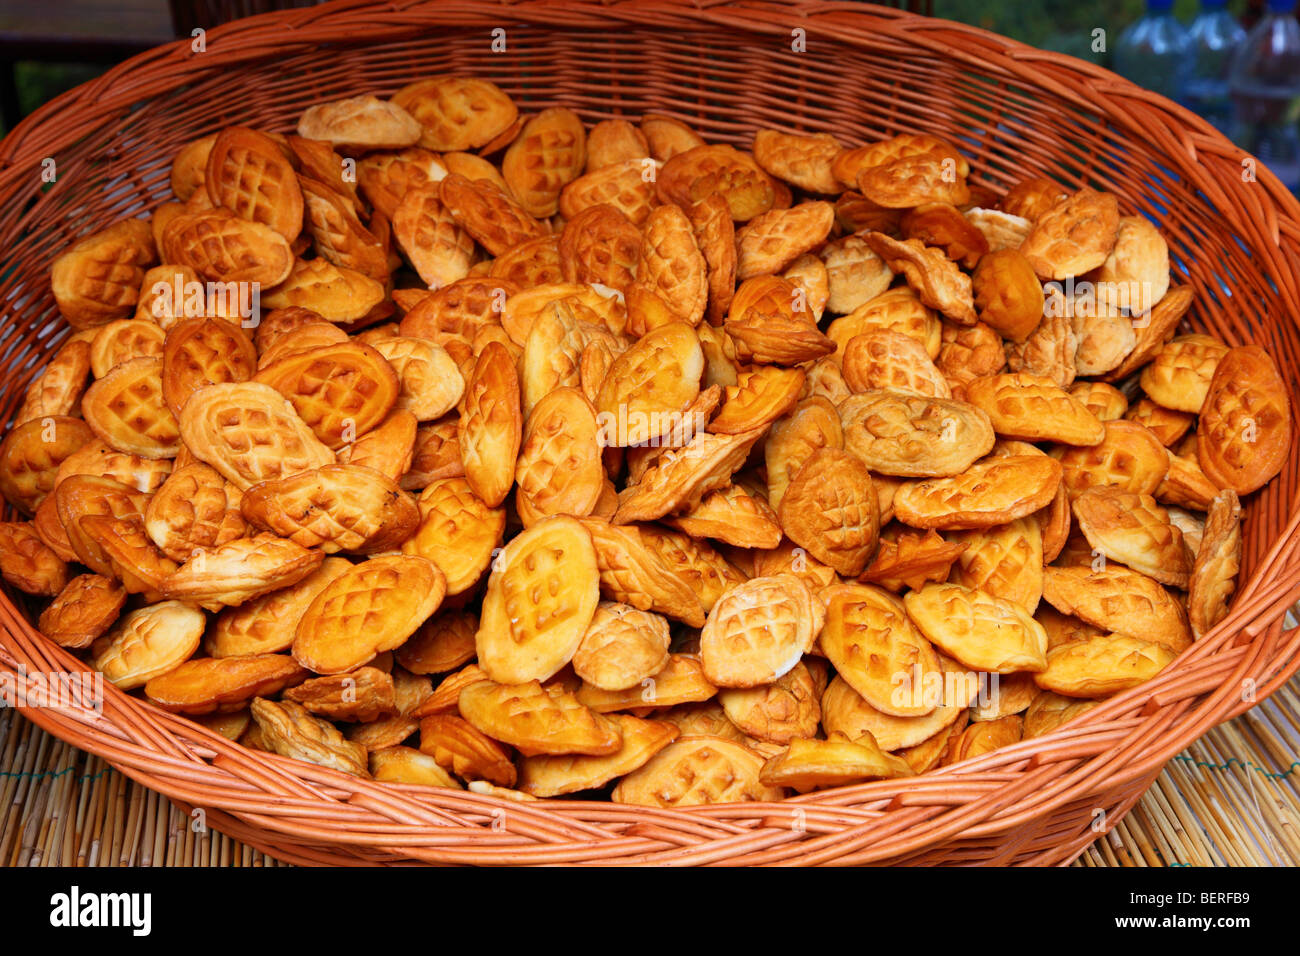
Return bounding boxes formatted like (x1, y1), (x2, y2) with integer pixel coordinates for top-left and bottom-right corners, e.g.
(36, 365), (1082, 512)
(2, 0), (1300, 865)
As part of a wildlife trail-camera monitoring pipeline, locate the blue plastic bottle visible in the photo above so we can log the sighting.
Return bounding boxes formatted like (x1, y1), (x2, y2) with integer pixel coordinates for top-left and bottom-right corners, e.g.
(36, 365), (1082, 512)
(1113, 0), (1193, 101)
(1229, 0), (1300, 192)
(1183, 0), (1247, 132)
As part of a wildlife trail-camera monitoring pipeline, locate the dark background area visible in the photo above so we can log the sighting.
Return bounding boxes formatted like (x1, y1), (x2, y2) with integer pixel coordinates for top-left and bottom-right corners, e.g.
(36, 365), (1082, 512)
(0, 0), (1276, 135)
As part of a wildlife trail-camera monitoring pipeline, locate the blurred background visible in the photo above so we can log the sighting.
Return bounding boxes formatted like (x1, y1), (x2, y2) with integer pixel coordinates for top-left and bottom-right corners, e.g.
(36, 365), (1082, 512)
(2, 0), (1298, 187)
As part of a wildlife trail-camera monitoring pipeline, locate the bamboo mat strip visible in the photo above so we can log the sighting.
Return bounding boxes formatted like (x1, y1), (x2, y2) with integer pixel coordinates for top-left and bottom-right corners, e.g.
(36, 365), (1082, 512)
(4, 678), (1300, 866)
(0, 709), (286, 867)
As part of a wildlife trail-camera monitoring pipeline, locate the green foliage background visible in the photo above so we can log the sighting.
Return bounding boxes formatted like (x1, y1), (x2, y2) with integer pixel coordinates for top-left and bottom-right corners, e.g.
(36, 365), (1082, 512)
(935, 0), (1238, 62)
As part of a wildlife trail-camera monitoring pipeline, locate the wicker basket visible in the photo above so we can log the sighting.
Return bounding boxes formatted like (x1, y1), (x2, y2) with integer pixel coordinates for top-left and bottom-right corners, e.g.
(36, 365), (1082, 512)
(2, 0), (1300, 867)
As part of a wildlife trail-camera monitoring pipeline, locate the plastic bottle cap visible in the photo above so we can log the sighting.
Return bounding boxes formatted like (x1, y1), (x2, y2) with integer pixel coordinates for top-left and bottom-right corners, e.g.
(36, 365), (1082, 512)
(1146, 0), (1175, 10)
(1268, 0), (1294, 12)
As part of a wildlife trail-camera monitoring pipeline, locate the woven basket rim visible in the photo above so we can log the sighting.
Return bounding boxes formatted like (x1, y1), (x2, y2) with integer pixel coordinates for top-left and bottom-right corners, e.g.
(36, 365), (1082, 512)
(3, 0), (1300, 866)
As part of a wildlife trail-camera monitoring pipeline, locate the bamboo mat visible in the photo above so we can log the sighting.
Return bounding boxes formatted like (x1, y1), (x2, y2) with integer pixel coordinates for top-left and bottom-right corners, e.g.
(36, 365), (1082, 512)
(3, 682), (1300, 866)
